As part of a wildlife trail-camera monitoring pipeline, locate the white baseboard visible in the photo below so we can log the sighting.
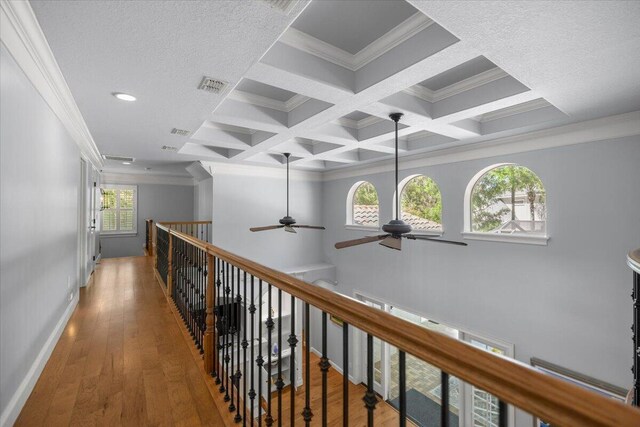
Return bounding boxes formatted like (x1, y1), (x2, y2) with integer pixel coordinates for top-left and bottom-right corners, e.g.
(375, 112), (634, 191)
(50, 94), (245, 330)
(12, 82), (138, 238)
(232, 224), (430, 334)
(310, 346), (358, 384)
(0, 294), (79, 427)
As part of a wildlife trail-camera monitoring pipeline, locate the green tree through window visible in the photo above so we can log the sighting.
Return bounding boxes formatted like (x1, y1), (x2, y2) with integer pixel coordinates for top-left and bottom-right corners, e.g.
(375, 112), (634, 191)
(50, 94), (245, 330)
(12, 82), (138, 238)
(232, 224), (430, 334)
(353, 182), (378, 205)
(400, 176), (442, 228)
(471, 165), (546, 233)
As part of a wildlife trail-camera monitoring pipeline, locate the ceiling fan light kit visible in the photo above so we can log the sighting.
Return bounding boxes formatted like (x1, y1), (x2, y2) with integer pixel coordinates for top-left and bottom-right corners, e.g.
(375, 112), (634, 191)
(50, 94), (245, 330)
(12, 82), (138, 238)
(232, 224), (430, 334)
(250, 153), (325, 234)
(334, 113), (468, 251)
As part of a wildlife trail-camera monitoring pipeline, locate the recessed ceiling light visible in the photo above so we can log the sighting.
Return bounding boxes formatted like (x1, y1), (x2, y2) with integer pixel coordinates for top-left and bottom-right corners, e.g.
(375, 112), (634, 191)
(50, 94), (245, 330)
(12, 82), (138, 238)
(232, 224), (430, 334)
(113, 92), (136, 102)
(122, 161), (131, 165)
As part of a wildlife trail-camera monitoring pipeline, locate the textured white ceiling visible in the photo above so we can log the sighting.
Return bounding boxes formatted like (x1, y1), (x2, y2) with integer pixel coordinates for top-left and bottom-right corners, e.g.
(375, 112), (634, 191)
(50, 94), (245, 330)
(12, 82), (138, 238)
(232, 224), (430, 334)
(30, 0), (640, 175)
(410, 0), (640, 120)
(30, 0), (309, 175)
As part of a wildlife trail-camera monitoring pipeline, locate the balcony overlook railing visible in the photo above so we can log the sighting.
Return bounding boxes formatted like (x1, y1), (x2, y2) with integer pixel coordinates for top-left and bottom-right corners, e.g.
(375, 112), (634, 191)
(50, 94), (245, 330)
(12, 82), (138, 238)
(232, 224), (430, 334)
(152, 221), (640, 426)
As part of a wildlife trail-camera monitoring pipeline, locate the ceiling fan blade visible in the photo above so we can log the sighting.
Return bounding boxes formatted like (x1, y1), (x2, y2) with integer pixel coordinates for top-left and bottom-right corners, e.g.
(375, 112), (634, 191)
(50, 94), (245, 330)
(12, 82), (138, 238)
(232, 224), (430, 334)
(292, 225), (326, 230)
(379, 236), (402, 251)
(250, 225), (284, 232)
(405, 234), (468, 246)
(334, 234), (389, 249)
(284, 226), (297, 233)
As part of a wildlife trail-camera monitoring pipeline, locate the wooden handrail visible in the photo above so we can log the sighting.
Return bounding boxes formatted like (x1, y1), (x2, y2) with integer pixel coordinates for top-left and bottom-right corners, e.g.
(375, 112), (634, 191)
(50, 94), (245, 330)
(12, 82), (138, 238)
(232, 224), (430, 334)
(165, 228), (640, 426)
(158, 220), (212, 225)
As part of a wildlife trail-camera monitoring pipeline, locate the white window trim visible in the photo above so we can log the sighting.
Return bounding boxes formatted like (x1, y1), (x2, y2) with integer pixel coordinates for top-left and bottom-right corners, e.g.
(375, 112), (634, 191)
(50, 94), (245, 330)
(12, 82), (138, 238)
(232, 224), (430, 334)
(463, 163), (549, 246)
(392, 173), (444, 236)
(102, 184), (138, 236)
(345, 180), (380, 229)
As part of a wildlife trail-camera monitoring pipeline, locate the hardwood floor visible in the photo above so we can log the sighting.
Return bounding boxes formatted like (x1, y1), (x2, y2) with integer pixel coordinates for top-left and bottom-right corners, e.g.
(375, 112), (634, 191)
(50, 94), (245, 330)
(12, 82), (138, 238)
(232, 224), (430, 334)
(16, 256), (224, 426)
(16, 256), (411, 426)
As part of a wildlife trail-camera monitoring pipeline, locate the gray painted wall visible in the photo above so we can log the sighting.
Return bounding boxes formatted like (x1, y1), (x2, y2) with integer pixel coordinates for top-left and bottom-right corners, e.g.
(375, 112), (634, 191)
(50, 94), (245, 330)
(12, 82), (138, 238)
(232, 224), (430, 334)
(0, 44), (80, 423)
(211, 173), (324, 271)
(100, 183), (194, 258)
(194, 177), (213, 241)
(317, 137), (640, 425)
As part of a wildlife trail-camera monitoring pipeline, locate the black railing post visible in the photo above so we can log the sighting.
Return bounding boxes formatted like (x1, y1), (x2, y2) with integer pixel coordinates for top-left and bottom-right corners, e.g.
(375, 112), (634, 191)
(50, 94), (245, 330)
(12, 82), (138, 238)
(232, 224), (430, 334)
(441, 371), (450, 427)
(363, 334), (377, 427)
(499, 400), (508, 427)
(276, 289), (283, 426)
(399, 351), (406, 427)
(302, 303), (313, 425)
(343, 322), (349, 426)
(319, 311), (329, 427)
(265, 284), (274, 427)
(288, 295), (297, 426)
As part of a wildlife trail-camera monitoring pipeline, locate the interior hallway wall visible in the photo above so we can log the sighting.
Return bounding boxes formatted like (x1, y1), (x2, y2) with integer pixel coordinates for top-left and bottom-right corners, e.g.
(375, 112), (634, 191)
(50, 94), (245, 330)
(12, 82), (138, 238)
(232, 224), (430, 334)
(0, 44), (80, 426)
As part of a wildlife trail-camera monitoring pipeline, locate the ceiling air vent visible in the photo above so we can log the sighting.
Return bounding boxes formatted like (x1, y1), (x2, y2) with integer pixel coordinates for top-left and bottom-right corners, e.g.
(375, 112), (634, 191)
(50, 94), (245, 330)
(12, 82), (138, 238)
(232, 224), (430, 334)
(198, 76), (228, 94)
(102, 154), (135, 162)
(171, 128), (191, 136)
(262, 0), (298, 14)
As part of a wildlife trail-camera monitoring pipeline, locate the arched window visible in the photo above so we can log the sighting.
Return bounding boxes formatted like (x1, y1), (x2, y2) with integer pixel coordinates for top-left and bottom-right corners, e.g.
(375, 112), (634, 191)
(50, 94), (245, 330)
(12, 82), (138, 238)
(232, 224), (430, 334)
(466, 164), (547, 237)
(347, 181), (379, 228)
(397, 175), (442, 232)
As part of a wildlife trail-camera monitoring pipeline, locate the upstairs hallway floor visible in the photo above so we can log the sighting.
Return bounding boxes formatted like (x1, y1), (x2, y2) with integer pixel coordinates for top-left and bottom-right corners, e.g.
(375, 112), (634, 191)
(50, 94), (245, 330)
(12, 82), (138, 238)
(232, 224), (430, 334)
(16, 257), (224, 426)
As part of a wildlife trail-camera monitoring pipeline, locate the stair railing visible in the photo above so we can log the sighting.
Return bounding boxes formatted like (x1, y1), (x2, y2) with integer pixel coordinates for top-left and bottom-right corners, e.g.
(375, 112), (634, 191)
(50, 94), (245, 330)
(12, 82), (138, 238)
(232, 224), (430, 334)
(154, 222), (640, 426)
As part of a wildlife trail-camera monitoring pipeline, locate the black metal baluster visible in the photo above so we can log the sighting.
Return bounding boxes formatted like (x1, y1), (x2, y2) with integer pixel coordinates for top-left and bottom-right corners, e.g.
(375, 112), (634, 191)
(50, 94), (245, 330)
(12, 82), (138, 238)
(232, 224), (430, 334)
(214, 258), (222, 384)
(319, 311), (328, 427)
(243, 271), (248, 426)
(633, 269), (639, 406)
(265, 284), (274, 427)
(249, 275), (256, 425)
(276, 289), (283, 427)
(303, 303), (312, 425)
(230, 266), (237, 413)
(201, 247), (206, 353)
(343, 322), (349, 426)
(224, 262), (231, 401)
(258, 279), (264, 427)
(289, 295), (297, 426)
(399, 351), (406, 427)
(498, 400), (508, 427)
(234, 266), (242, 423)
(441, 371), (449, 427)
(363, 334), (377, 427)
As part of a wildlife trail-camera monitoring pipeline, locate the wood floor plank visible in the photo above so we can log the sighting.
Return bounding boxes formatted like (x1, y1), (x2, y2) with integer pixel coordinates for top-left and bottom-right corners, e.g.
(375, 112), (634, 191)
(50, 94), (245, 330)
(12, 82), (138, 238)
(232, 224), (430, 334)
(16, 256), (224, 427)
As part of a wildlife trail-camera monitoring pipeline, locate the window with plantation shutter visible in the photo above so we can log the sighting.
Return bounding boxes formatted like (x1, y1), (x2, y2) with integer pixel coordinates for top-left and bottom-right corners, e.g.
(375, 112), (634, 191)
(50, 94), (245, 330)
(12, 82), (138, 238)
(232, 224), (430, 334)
(101, 185), (137, 234)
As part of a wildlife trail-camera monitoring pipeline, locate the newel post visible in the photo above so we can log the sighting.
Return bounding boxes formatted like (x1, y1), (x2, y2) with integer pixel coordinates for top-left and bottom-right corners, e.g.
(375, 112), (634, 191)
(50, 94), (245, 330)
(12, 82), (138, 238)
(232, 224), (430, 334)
(204, 252), (215, 374)
(167, 233), (174, 296)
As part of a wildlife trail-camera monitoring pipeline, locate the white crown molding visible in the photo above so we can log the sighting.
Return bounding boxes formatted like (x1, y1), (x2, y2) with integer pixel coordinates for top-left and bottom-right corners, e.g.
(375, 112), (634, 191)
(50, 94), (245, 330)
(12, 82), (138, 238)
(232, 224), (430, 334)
(101, 171), (195, 186)
(335, 116), (384, 130)
(403, 67), (509, 103)
(352, 13), (434, 70)
(201, 160), (323, 182)
(285, 93), (310, 110)
(322, 110), (640, 181)
(280, 12), (433, 72)
(227, 90), (310, 112)
(478, 98), (552, 122)
(0, 0), (103, 169)
(206, 122), (256, 135)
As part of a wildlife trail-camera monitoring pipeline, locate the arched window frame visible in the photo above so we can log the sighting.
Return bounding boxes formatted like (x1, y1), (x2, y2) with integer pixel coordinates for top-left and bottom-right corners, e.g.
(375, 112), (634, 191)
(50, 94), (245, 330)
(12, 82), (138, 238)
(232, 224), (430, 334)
(392, 174), (444, 236)
(346, 181), (380, 231)
(463, 163), (549, 245)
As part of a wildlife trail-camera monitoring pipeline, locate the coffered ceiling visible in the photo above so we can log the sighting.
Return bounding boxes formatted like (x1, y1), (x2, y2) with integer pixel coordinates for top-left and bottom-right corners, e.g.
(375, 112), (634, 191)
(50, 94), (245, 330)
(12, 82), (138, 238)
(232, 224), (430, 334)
(30, 0), (640, 176)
